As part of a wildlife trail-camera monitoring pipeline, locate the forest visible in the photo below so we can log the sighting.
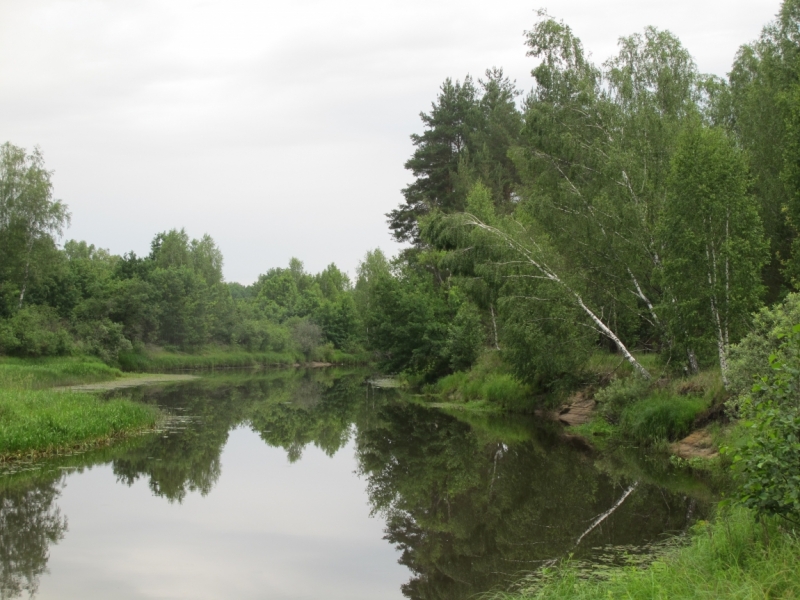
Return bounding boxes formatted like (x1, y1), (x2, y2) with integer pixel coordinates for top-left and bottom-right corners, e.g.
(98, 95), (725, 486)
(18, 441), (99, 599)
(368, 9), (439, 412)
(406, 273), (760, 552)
(2, 1), (800, 597)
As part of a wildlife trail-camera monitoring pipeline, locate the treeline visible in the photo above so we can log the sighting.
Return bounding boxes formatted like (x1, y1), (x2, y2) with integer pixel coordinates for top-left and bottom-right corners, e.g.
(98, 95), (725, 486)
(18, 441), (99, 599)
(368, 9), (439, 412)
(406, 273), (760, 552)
(360, 1), (800, 390)
(0, 145), (364, 363)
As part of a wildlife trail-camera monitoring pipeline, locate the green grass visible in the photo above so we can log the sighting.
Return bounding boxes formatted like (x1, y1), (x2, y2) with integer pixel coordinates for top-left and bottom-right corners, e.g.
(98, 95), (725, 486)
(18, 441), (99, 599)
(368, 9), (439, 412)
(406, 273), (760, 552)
(619, 392), (708, 444)
(0, 356), (122, 388)
(488, 506), (800, 600)
(0, 387), (160, 459)
(0, 356), (160, 459)
(118, 349), (299, 372)
(428, 352), (533, 411)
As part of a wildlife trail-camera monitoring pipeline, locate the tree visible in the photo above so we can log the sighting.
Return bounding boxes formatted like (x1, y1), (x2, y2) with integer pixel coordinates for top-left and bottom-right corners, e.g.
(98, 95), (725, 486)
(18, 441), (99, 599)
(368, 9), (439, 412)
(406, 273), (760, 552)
(0, 143), (70, 309)
(426, 182), (651, 379)
(660, 122), (767, 385)
(729, 0), (800, 296)
(387, 71), (522, 244)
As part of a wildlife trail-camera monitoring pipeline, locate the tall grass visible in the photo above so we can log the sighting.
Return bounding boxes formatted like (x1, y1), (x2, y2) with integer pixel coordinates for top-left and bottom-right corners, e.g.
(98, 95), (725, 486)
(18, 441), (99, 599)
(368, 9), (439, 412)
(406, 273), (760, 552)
(118, 347), (371, 372)
(0, 387), (159, 459)
(432, 358), (532, 411)
(488, 506), (800, 600)
(619, 393), (708, 444)
(0, 356), (121, 388)
(118, 349), (298, 372)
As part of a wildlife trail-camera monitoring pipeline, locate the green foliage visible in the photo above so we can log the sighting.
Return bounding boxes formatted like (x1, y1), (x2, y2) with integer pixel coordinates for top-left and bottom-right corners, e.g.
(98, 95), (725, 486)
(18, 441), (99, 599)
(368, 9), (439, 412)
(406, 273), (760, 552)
(432, 352), (532, 410)
(0, 305), (72, 357)
(728, 292), (800, 398)
(660, 120), (767, 369)
(0, 388), (159, 457)
(594, 376), (651, 422)
(363, 259), (452, 378)
(0, 143), (70, 315)
(444, 301), (483, 371)
(0, 356), (120, 388)
(116, 348), (298, 372)
(732, 325), (800, 521)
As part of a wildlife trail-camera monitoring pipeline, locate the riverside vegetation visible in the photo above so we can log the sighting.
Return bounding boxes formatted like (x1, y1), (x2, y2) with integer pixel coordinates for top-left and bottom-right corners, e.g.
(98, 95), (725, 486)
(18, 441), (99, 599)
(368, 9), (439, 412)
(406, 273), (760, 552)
(3, 1), (800, 598)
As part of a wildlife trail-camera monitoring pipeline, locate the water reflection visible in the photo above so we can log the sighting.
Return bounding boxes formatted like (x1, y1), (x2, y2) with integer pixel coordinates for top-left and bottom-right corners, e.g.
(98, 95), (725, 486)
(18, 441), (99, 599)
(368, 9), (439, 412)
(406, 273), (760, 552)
(0, 476), (67, 599)
(357, 403), (706, 598)
(0, 369), (712, 599)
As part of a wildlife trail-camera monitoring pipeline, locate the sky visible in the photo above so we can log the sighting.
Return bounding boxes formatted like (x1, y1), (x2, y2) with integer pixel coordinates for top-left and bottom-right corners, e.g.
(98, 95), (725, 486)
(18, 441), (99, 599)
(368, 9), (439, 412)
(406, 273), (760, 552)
(0, 0), (784, 284)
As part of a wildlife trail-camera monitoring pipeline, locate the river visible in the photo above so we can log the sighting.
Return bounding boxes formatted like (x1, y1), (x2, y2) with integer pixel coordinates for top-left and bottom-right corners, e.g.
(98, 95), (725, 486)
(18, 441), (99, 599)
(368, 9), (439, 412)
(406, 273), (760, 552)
(0, 368), (712, 599)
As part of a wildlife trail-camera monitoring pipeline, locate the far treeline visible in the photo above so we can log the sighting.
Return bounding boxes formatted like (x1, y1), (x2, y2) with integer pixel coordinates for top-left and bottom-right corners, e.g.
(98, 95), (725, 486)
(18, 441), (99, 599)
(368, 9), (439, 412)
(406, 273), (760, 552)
(0, 146), (365, 365)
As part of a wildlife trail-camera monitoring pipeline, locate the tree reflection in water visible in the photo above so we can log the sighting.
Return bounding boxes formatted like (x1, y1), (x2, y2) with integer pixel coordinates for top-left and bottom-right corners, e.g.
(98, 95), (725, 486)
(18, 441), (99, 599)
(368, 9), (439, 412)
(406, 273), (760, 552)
(0, 371), (711, 600)
(357, 402), (709, 599)
(0, 477), (67, 599)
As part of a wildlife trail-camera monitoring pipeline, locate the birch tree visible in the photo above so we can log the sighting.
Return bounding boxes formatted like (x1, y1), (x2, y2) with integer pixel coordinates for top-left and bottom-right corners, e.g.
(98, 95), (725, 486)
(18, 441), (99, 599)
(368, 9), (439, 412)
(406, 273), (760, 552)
(426, 183), (652, 379)
(660, 122), (767, 385)
(515, 16), (706, 357)
(0, 143), (70, 309)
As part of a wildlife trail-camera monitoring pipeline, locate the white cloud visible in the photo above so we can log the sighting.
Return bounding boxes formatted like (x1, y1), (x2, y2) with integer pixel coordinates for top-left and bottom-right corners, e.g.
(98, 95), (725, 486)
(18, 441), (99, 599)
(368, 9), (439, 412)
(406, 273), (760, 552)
(0, 0), (782, 282)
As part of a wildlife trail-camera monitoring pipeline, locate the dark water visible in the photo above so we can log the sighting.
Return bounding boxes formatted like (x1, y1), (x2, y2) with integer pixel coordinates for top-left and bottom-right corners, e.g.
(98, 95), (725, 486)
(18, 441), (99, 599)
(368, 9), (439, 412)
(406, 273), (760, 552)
(0, 369), (712, 599)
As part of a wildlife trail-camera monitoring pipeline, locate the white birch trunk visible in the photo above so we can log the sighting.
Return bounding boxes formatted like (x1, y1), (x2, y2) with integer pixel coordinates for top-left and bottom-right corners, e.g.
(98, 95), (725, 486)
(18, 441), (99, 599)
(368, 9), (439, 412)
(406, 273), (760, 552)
(707, 243), (729, 388)
(465, 215), (652, 379)
(490, 304), (500, 350)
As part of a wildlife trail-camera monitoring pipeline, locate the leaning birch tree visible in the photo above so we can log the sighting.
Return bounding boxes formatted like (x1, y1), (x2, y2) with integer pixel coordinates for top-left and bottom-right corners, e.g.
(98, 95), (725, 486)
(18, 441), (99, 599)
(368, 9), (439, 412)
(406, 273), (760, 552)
(427, 183), (653, 379)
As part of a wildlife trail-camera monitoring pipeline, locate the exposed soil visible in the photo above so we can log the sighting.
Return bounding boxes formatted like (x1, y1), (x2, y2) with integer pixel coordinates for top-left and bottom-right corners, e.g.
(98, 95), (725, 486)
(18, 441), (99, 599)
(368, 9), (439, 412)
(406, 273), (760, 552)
(558, 392), (597, 426)
(671, 429), (718, 460)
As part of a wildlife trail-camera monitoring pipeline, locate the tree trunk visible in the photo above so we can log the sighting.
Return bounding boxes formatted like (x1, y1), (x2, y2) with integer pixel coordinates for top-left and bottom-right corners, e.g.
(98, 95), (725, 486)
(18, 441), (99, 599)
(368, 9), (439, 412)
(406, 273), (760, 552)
(467, 217), (652, 379)
(490, 304), (500, 350)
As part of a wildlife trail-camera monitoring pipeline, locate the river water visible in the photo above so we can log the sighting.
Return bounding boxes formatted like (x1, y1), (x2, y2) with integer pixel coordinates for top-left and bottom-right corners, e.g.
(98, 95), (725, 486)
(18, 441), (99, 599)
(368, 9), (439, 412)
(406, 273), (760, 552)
(0, 369), (712, 599)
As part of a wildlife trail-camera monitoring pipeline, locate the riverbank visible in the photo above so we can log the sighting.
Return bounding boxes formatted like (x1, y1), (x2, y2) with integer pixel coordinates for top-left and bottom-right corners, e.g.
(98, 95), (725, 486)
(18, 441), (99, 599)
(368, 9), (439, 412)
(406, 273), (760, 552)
(117, 346), (371, 372)
(0, 357), (161, 462)
(423, 351), (800, 599)
(490, 506), (800, 599)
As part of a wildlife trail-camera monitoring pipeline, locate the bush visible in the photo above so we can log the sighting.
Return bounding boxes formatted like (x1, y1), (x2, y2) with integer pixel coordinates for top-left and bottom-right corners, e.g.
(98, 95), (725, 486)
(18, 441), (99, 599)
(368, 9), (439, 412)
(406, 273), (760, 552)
(594, 375), (651, 422)
(444, 302), (483, 371)
(73, 318), (133, 363)
(728, 292), (800, 398)
(230, 319), (291, 353)
(731, 324), (800, 521)
(0, 305), (72, 357)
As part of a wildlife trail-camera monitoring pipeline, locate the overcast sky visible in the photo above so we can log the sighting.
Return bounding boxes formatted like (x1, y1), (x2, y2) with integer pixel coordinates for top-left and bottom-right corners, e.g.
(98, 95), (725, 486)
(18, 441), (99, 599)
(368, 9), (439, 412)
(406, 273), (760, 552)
(0, 0), (783, 283)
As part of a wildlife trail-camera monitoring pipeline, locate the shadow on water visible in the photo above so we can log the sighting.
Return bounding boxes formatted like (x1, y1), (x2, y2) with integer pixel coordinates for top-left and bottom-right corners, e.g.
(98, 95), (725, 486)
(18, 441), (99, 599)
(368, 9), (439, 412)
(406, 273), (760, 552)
(0, 368), (714, 599)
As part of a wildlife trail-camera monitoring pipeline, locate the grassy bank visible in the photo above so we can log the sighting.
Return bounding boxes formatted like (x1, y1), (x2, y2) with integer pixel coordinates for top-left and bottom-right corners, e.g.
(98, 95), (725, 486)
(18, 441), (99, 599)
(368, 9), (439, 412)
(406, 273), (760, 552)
(490, 506), (800, 600)
(0, 387), (160, 460)
(425, 352), (533, 411)
(0, 356), (122, 388)
(118, 347), (371, 372)
(573, 367), (727, 452)
(0, 356), (159, 461)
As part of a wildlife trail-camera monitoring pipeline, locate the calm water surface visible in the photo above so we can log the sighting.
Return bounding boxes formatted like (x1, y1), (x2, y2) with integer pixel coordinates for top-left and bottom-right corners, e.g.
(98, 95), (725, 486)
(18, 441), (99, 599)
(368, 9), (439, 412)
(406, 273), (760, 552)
(0, 369), (712, 599)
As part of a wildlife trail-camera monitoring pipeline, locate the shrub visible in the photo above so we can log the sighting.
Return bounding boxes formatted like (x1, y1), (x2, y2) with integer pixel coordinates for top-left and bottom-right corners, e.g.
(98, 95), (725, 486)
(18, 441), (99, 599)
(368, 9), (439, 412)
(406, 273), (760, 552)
(444, 302), (483, 371)
(727, 292), (800, 398)
(73, 318), (133, 363)
(594, 375), (650, 422)
(731, 324), (800, 521)
(0, 305), (72, 357)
